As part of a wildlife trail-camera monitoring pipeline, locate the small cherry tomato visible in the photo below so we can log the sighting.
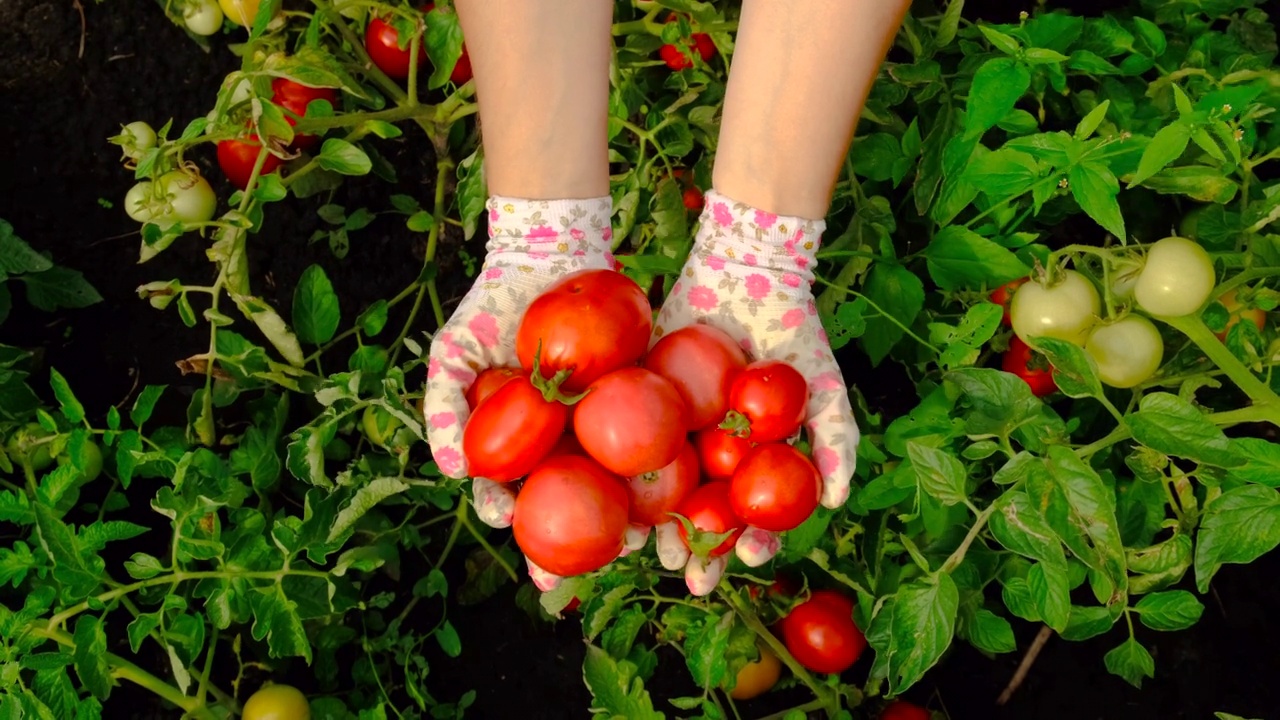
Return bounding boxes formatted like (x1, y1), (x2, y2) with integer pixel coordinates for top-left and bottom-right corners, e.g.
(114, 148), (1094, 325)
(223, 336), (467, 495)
(989, 277), (1027, 327)
(183, 0), (224, 36)
(1009, 269), (1100, 346)
(1133, 236), (1216, 318)
(659, 18), (716, 70)
(1001, 336), (1056, 398)
(573, 368), (687, 477)
(450, 44), (473, 84)
(726, 360), (809, 443)
(217, 137), (282, 190)
(727, 643), (782, 700)
(1083, 315), (1164, 389)
(694, 427), (753, 482)
(465, 367), (524, 410)
(675, 481), (745, 557)
(683, 185), (704, 212)
(644, 323), (747, 430)
(778, 589), (866, 675)
(218, 0), (261, 26)
(626, 441), (699, 526)
(271, 78), (338, 150)
(5, 423), (54, 472)
(1214, 288), (1267, 341)
(512, 454), (630, 577)
(365, 14), (424, 80)
(115, 121), (157, 163)
(729, 444), (822, 532)
(242, 683), (310, 720)
(881, 700), (931, 720)
(462, 377), (567, 482)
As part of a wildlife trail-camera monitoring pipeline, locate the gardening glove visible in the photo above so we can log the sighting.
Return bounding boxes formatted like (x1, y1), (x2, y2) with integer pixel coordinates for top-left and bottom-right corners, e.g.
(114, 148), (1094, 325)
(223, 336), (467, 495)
(651, 189), (859, 596)
(423, 195), (614, 530)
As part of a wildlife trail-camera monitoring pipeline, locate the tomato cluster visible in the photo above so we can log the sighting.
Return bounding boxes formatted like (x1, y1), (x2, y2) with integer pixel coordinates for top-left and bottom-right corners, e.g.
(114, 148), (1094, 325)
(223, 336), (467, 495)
(459, 269), (820, 579)
(216, 78), (339, 190)
(659, 16), (716, 71)
(365, 4), (473, 84)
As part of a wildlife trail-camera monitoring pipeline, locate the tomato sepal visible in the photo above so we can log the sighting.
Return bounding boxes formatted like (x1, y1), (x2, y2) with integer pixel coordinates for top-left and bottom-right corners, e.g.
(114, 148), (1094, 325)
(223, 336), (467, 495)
(670, 512), (738, 560)
(718, 410), (752, 438)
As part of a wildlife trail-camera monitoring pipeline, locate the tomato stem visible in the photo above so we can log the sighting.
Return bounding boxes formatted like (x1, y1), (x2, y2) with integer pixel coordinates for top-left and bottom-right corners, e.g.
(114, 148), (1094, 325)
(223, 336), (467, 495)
(1161, 313), (1280, 423)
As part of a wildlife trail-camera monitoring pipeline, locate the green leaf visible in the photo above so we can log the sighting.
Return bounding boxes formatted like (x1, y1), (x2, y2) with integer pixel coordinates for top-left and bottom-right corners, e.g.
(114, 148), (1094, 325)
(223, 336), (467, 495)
(292, 265), (341, 345)
(1228, 438), (1280, 486)
(851, 133), (903, 182)
(456, 149), (487, 240)
(1128, 121), (1191, 187)
(1060, 605), (1117, 641)
(685, 610), (734, 690)
(1139, 166), (1240, 204)
(966, 608), (1016, 654)
(327, 476), (410, 543)
(978, 25), (1021, 55)
(435, 620), (462, 658)
(964, 148), (1041, 199)
(21, 267), (103, 312)
(885, 574), (958, 694)
(861, 262), (925, 366)
(1027, 561), (1070, 632)
(582, 644), (665, 720)
(1069, 161), (1126, 240)
(1103, 637), (1155, 688)
(1128, 393), (1243, 468)
(1194, 485), (1280, 593)
(33, 504), (98, 600)
(72, 616), (113, 700)
(124, 552), (166, 580)
(249, 584), (313, 662)
(47, 368), (84, 425)
(357, 300), (389, 337)
(1133, 590), (1204, 631)
(231, 294), (305, 367)
(316, 139), (372, 176)
(923, 226), (1030, 291)
(906, 441), (967, 506)
(935, 0), (963, 47)
(1029, 337), (1103, 399)
(424, 5), (464, 88)
(0, 541), (35, 588)
(32, 669), (77, 720)
(988, 489), (1063, 566)
(965, 57), (1032, 138)
(0, 220), (53, 274)
(1074, 99), (1112, 141)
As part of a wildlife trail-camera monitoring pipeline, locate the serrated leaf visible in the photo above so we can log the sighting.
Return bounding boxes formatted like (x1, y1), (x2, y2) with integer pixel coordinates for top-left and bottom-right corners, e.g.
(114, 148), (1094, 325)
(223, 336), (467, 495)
(327, 476), (409, 543)
(249, 584), (313, 662)
(885, 574), (958, 693)
(965, 57), (1031, 138)
(72, 616), (112, 700)
(582, 644), (665, 720)
(907, 441), (967, 506)
(1194, 485), (1280, 593)
(685, 610), (734, 689)
(1128, 393), (1242, 468)
(20, 268), (102, 312)
(923, 226), (1030, 292)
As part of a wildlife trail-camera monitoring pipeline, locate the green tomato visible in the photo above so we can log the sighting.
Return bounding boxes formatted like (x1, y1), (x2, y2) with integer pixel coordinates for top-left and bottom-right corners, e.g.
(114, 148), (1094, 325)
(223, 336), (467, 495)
(184, 0), (224, 35)
(1084, 315), (1164, 389)
(362, 406), (403, 448)
(1010, 269), (1101, 346)
(1133, 236), (1216, 318)
(5, 423), (55, 472)
(117, 121), (157, 162)
(124, 171), (218, 229)
(242, 684), (310, 720)
(58, 440), (104, 483)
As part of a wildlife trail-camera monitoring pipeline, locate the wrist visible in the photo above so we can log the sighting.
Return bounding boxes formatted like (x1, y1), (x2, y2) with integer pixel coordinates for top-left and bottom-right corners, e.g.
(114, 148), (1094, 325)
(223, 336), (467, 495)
(689, 189), (825, 282)
(484, 195), (615, 260)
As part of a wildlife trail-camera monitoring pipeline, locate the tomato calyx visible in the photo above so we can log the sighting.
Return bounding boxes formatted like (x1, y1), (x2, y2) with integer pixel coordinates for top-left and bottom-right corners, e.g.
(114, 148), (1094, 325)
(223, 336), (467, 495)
(527, 340), (591, 405)
(718, 410), (752, 438)
(670, 512), (738, 560)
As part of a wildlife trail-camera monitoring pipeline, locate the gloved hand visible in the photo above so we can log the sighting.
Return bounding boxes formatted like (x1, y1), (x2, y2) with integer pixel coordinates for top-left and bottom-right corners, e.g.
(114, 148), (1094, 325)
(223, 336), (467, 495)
(651, 189), (859, 595)
(424, 195), (629, 585)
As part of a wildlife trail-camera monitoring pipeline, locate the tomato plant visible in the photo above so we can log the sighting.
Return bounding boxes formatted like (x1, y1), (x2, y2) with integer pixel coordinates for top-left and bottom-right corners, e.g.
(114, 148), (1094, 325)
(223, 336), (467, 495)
(1009, 269), (1101, 346)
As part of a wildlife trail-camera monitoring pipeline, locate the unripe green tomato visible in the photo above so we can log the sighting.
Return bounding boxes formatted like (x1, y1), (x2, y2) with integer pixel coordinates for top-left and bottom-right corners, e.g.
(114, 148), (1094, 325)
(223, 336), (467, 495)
(362, 406), (403, 448)
(119, 121), (157, 162)
(58, 440), (104, 483)
(184, 0), (224, 35)
(1133, 236), (1216, 318)
(1009, 270), (1101, 346)
(1084, 315), (1164, 388)
(5, 423), (55, 472)
(242, 684), (310, 720)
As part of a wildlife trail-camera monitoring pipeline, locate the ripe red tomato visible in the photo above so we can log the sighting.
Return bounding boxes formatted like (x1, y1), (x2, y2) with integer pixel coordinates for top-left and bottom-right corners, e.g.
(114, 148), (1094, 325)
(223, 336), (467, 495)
(1001, 336), (1057, 398)
(465, 367), (524, 410)
(517, 269), (653, 393)
(644, 324), (747, 430)
(574, 368), (687, 477)
(451, 44), (473, 84)
(881, 700), (931, 720)
(512, 454), (629, 577)
(683, 186), (704, 212)
(778, 589), (866, 675)
(990, 278), (1028, 327)
(659, 18), (716, 70)
(365, 15), (425, 80)
(546, 432), (585, 459)
(271, 77), (337, 151)
(626, 441), (699, 526)
(726, 360), (809, 443)
(217, 137), (282, 190)
(675, 481), (744, 557)
(694, 427), (753, 481)
(729, 444), (821, 532)
(461, 377), (567, 481)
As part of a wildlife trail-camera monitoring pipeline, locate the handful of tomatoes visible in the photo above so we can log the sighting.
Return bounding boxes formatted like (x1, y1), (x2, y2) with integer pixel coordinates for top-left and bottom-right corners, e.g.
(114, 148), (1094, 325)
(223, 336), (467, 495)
(458, 269), (823, 580)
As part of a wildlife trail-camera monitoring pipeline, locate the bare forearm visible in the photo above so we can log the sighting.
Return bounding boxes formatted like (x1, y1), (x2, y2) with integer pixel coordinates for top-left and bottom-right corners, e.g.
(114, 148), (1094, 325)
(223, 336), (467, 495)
(455, 0), (613, 199)
(713, 0), (911, 219)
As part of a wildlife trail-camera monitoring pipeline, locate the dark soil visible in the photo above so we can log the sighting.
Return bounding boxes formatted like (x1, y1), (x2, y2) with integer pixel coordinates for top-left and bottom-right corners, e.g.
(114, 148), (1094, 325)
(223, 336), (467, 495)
(2, 0), (1279, 718)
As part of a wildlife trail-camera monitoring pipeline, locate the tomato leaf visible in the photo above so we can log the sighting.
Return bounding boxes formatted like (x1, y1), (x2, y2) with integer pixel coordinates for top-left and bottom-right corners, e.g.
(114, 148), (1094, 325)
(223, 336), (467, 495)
(1027, 561), (1070, 632)
(988, 488), (1064, 566)
(20, 267), (103, 312)
(1227, 438), (1280, 486)
(684, 610), (734, 690)
(1133, 590), (1204, 632)
(1103, 637), (1155, 688)
(582, 644), (666, 720)
(0, 221), (53, 274)
(1194, 485), (1280, 593)
(964, 57), (1031, 139)
(1029, 337), (1103, 399)
(1127, 393), (1244, 468)
(456, 148), (488, 241)
(1060, 605), (1118, 641)
(424, 6), (464, 89)
(882, 573), (959, 694)
(963, 608), (1016, 654)
(1069, 161), (1126, 241)
(316, 139), (373, 176)
(923, 226), (1031, 292)
(861, 263), (925, 366)
(292, 265), (341, 346)
(906, 441), (967, 506)
(71, 616), (112, 701)
(1128, 121), (1191, 187)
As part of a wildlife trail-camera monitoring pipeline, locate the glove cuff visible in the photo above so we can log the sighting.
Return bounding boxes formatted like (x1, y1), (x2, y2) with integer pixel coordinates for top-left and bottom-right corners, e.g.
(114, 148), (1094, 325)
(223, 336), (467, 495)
(690, 190), (826, 284)
(485, 195), (614, 259)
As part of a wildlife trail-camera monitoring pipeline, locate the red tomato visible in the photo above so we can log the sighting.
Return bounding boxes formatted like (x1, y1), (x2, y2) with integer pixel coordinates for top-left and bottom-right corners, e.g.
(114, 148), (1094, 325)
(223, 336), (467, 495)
(694, 427), (752, 482)
(461, 377), (567, 482)
(512, 454), (629, 577)
(217, 137), (282, 190)
(729, 444), (821, 532)
(990, 278), (1028, 327)
(573, 368), (687, 477)
(778, 589), (866, 675)
(659, 18), (716, 70)
(675, 481), (744, 557)
(1001, 336), (1057, 398)
(365, 15), (425, 80)
(626, 441), (699, 526)
(517, 269), (653, 393)
(271, 78), (337, 151)
(465, 367), (524, 410)
(546, 432), (585, 459)
(683, 186), (704, 212)
(451, 44), (473, 84)
(726, 360), (809, 443)
(564, 596), (581, 613)
(881, 700), (931, 720)
(644, 324), (747, 430)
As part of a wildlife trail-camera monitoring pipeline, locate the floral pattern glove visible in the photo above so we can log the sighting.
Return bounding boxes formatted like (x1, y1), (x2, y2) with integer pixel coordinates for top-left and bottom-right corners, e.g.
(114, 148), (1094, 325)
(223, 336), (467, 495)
(650, 190), (860, 595)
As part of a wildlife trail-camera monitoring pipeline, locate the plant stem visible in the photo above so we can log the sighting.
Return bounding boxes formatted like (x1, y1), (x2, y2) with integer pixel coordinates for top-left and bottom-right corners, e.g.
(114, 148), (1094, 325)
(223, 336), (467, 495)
(389, 156), (453, 366)
(1161, 313), (1280, 422)
(812, 275), (940, 354)
(459, 501), (518, 583)
(940, 501), (997, 574)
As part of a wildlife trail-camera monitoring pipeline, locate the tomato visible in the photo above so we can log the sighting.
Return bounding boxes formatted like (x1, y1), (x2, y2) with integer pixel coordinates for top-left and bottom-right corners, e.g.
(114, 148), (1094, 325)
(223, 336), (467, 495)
(728, 643), (782, 700)
(573, 368), (687, 477)
(218, 0), (261, 26)
(1215, 288), (1267, 340)
(1083, 315), (1163, 389)
(58, 440), (104, 483)
(1133, 236), (1216, 318)
(675, 481), (745, 557)
(626, 441), (699, 526)
(989, 277), (1027, 327)
(694, 427), (752, 481)
(462, 377), (568, 481)
(465, 367), (524, 410)
(5, 423), (54, 472)
(1009, 269), (1100, 346)
(242, 683), (310, 720)
(451, 44), (473, 84)
(271, 78), (338, 150)
(365, 15), (424, 80)
(183, 0), (224, 35)
(881, 700), (931, 720)
(217, 137), (282, 190)
(546, 433), (585, 459)
(116, 121), (156, 162)
(644, 324), (747, 430)
(660, 18), (716, 70)
(725, 360), (809, 443)
(778, 589), (866, 675)
(362, 406), (403, 448)
(1001, 336), (1056, 398)
(124, 171), (217, 229)
(729, 444), (822, 532)
(517, 269), (653, 393)
(563, 596), (581, 613)
(683, 186), (704, 212)
(512, 454), (630, 577)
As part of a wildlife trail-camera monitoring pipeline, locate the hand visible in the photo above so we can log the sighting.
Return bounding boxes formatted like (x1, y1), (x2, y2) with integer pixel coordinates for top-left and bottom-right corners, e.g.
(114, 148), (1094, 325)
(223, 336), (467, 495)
(651, 190), (859, 595)
(423, 195), (614, 533)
